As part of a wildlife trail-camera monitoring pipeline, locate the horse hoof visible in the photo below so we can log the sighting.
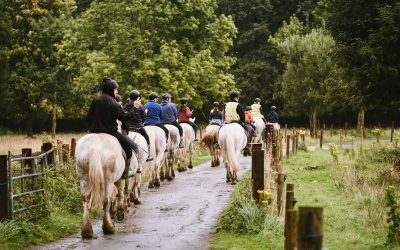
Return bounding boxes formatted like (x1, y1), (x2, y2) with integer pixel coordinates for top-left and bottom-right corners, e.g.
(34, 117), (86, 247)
(188, 164), (193, 169)
(171, 169), (175, 177)
(231, 181), (236, 185)
(226, 179), (230, 183)
(81, 225), (94, 239)
(102, 224), (115, 235)
(148, 182), (154, 188)
(116, 211), (124, 222)
(133, 198), (141, 205)
(167, 176), (173, 181)
(177, 168), (183, 172)
(183, 167), (187, 171)
(155, 180), (161, 187)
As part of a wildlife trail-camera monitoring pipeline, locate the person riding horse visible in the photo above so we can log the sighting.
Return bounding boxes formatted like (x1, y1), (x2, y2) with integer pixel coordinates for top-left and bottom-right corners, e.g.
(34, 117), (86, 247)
(86, 78), (138, 179)
(123, 90), (153, 163)
(251, 97), (267, 123)
(209, 101), (223, 126)
(143, 92), (169, 143)
(178, 97), (199, 141)
(266, 105), (279, 123)
(161, 93), (184, 148)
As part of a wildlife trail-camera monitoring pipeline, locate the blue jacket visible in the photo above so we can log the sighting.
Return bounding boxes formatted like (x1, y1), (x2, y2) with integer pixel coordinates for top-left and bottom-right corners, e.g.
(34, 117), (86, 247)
(144, 100), (162, 125)
(161, 101), (178, 123)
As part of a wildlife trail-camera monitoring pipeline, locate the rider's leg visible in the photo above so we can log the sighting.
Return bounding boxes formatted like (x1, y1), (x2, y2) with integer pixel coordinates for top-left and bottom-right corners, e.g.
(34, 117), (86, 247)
(138, 127), (153, 163)
(171, 121), (184, 148)
(115, 132), (136, 179)
(155, 123), (169, 143)
(186, 121), (198, 141)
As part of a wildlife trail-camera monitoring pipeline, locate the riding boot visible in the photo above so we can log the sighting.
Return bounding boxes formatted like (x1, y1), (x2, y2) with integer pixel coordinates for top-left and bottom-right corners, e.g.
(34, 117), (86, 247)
(122, 158), (134, 179)
(214, 143), (221, 149)
(179, 138), (184, 148)
(146, 144), (153, 162)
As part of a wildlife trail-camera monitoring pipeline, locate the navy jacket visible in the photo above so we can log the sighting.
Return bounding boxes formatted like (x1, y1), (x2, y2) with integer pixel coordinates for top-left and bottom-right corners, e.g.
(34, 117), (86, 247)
(266, 110), (279, 123)
(161, 101), (178, 123)
(144, 100), (162, 125)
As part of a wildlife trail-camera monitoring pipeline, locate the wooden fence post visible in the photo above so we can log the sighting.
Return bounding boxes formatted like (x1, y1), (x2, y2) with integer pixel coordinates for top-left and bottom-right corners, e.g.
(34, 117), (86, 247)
(295, 132), (299, 153)
(298, 207), (323, 250)
(41, 142), (54, 166)
(286, 135), (290, 159)
(22, 148), (33, 173)
(391, 121), (395, 143)
(330, 124), (333, 137)
(70, 138), (76, 158)
(292, 133), (296, 154)
(62, 144), (70, 162)
(279, 134), (283, 162)
(277, 173), (285, 215)
(319, 129), (323, 149)
(345, 122), (348, 139)
(0, 155), (8, 220)
(252, 143), (264, 202)
(285, 124), (287, 143)
(285, 183), (296, 250)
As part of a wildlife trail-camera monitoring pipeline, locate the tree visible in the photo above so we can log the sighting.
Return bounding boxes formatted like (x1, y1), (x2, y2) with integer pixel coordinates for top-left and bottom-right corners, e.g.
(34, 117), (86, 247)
(58, 0), (237, 121)
(325, 0), (400, 135)
(276, 28), (338, 137)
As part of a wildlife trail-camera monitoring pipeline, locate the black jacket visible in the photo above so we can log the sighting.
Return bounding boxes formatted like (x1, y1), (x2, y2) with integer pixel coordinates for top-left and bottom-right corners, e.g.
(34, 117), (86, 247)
(123, 102), (146, 130)
(87, 94), (131, 133)
(266, 110), (279, 123)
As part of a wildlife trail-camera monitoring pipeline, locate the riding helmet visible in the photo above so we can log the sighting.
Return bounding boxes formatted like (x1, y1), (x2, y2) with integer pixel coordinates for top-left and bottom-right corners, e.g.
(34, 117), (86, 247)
(101, 78), (119, 97)
(271, 105), (277, 110)
(149, 92), (159, 100)
(162, 93), (172, 100)
(254, 97), (261, 102)
(245, 106), (252, 111)
(213, 101), (219, 107)
(229, 91), (240, 101)
(181, 97), (188, 104)
(129, 90), (141, 101)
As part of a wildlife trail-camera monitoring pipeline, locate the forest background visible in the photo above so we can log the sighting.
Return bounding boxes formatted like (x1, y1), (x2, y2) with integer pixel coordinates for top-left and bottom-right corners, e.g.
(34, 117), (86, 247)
(0, 0), (399, 137)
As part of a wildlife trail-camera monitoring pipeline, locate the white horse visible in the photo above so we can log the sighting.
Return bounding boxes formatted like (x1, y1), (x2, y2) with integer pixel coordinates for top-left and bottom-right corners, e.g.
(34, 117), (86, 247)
(200, 124), (220, 167)
(126, 131), (149, 205)
(218, 123), (247, 184)
(144, 126), (167, 188)
(177, 123), (195, 172)
(253, 117), (265, 143)
(163, 124), (180, 181)
(75, 133), (138, 238)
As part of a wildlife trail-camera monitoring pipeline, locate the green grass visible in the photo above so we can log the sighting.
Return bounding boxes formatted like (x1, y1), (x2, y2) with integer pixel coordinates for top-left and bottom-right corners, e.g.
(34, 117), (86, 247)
(211, 142), (400, 250)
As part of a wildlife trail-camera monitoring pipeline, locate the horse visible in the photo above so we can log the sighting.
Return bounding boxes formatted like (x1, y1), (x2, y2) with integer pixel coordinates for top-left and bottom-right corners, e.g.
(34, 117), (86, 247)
(75, 133), (138, 238)
(176, 123), (195, 172)
(163, 124), (180, 181)
(126, 131), (149, 205)
(253, 117), (265, 144)
(143, 126), (167, 188)
(218, 123), (247, 184)
(200, 124), (221, 167)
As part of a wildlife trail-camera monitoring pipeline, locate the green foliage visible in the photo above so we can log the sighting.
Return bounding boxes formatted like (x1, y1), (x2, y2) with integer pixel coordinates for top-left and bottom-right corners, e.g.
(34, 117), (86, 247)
(328, 143), (338, 164)
(298, 141), (308, 152)
(386, 186), (400, 244)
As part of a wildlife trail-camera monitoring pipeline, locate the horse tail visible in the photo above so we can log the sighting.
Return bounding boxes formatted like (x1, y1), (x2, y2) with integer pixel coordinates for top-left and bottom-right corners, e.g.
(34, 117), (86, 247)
(224, 132), (240, 173)
(200, 126), (219, 148)
(84, 150), (105, 209)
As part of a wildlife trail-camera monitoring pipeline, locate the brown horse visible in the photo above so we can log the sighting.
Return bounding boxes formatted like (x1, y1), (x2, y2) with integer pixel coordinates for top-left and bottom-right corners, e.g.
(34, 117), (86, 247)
(200, 124), (221, 167)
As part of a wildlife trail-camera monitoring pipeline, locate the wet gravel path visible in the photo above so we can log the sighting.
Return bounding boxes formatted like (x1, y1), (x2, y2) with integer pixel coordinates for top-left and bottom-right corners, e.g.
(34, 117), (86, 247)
(34, 156), (250, 250)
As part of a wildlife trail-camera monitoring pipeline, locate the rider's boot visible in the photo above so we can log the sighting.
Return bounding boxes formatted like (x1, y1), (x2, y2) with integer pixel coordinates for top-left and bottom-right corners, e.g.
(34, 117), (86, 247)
(146, 144), (153, 162)
(122, 158), (134, 179)
(179, 138), (184, 148)
(214, 143), (221, 149)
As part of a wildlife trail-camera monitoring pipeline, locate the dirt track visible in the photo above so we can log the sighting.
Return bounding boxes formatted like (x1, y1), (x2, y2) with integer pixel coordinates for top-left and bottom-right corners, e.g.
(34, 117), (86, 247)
(34, 156), (250, 250)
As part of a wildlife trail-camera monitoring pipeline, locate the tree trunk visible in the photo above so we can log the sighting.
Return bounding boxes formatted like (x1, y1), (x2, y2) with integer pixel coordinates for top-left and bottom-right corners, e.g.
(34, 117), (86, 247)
(308, 109), (318, 139)
(357, 110), (365, 137)
(51, 92), (57, 139)
(26, 115), (33, 137)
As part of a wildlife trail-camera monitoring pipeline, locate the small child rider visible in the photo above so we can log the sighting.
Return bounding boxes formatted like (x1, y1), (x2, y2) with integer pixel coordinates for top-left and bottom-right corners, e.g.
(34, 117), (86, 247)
(178, 97), (199, 141)
(251, 97), (266, 123)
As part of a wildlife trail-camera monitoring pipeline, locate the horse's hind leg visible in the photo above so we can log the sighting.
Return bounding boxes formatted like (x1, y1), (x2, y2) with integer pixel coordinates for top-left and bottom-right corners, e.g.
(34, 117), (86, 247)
(188, 144), (193, 169)
(102, 182), (115, 234)
(154, 165), (161, 187)
(225, 162), (231, 183)
(81, 195), (93, 238)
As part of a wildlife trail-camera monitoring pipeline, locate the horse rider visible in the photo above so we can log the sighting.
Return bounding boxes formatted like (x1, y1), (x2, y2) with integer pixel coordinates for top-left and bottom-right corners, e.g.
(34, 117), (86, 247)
(161, 93), (184, 148)
(178, 97), (199, 141)
(143, 92), (169, 143)
(251, 97), (267, 123)
(123, 90), (154, 164)
(86, 78), (138, 179)
(266, 105), (279, 124)
(209, 101), (223, 126)
(223, 91), (252, 144)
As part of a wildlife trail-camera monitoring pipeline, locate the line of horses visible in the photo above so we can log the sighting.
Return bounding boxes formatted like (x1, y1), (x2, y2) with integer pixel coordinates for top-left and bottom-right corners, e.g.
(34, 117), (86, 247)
(74, 117), (274, 238)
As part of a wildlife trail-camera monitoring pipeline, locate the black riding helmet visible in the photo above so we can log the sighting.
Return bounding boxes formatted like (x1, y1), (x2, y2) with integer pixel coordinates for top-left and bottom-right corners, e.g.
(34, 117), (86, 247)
(254, 97), (261, 102)
(229, 91), (240, 101)
(129, 90), (141, 101)
(149, 92), (159, 100)
(181, 97), (188, 104)
(162, 93), (172, 100)
(213, 101), (219, 107)
(245, 106), (252, 111)
(101, 78), (119, 97)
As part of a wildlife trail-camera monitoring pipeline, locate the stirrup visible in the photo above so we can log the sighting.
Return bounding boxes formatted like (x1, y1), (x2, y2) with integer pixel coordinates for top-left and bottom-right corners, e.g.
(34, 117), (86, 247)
(146, 156), (153, 162)
(214, 143), (221, 149)
(179, 141), (184, 148)
(123, 170), (135, 179)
